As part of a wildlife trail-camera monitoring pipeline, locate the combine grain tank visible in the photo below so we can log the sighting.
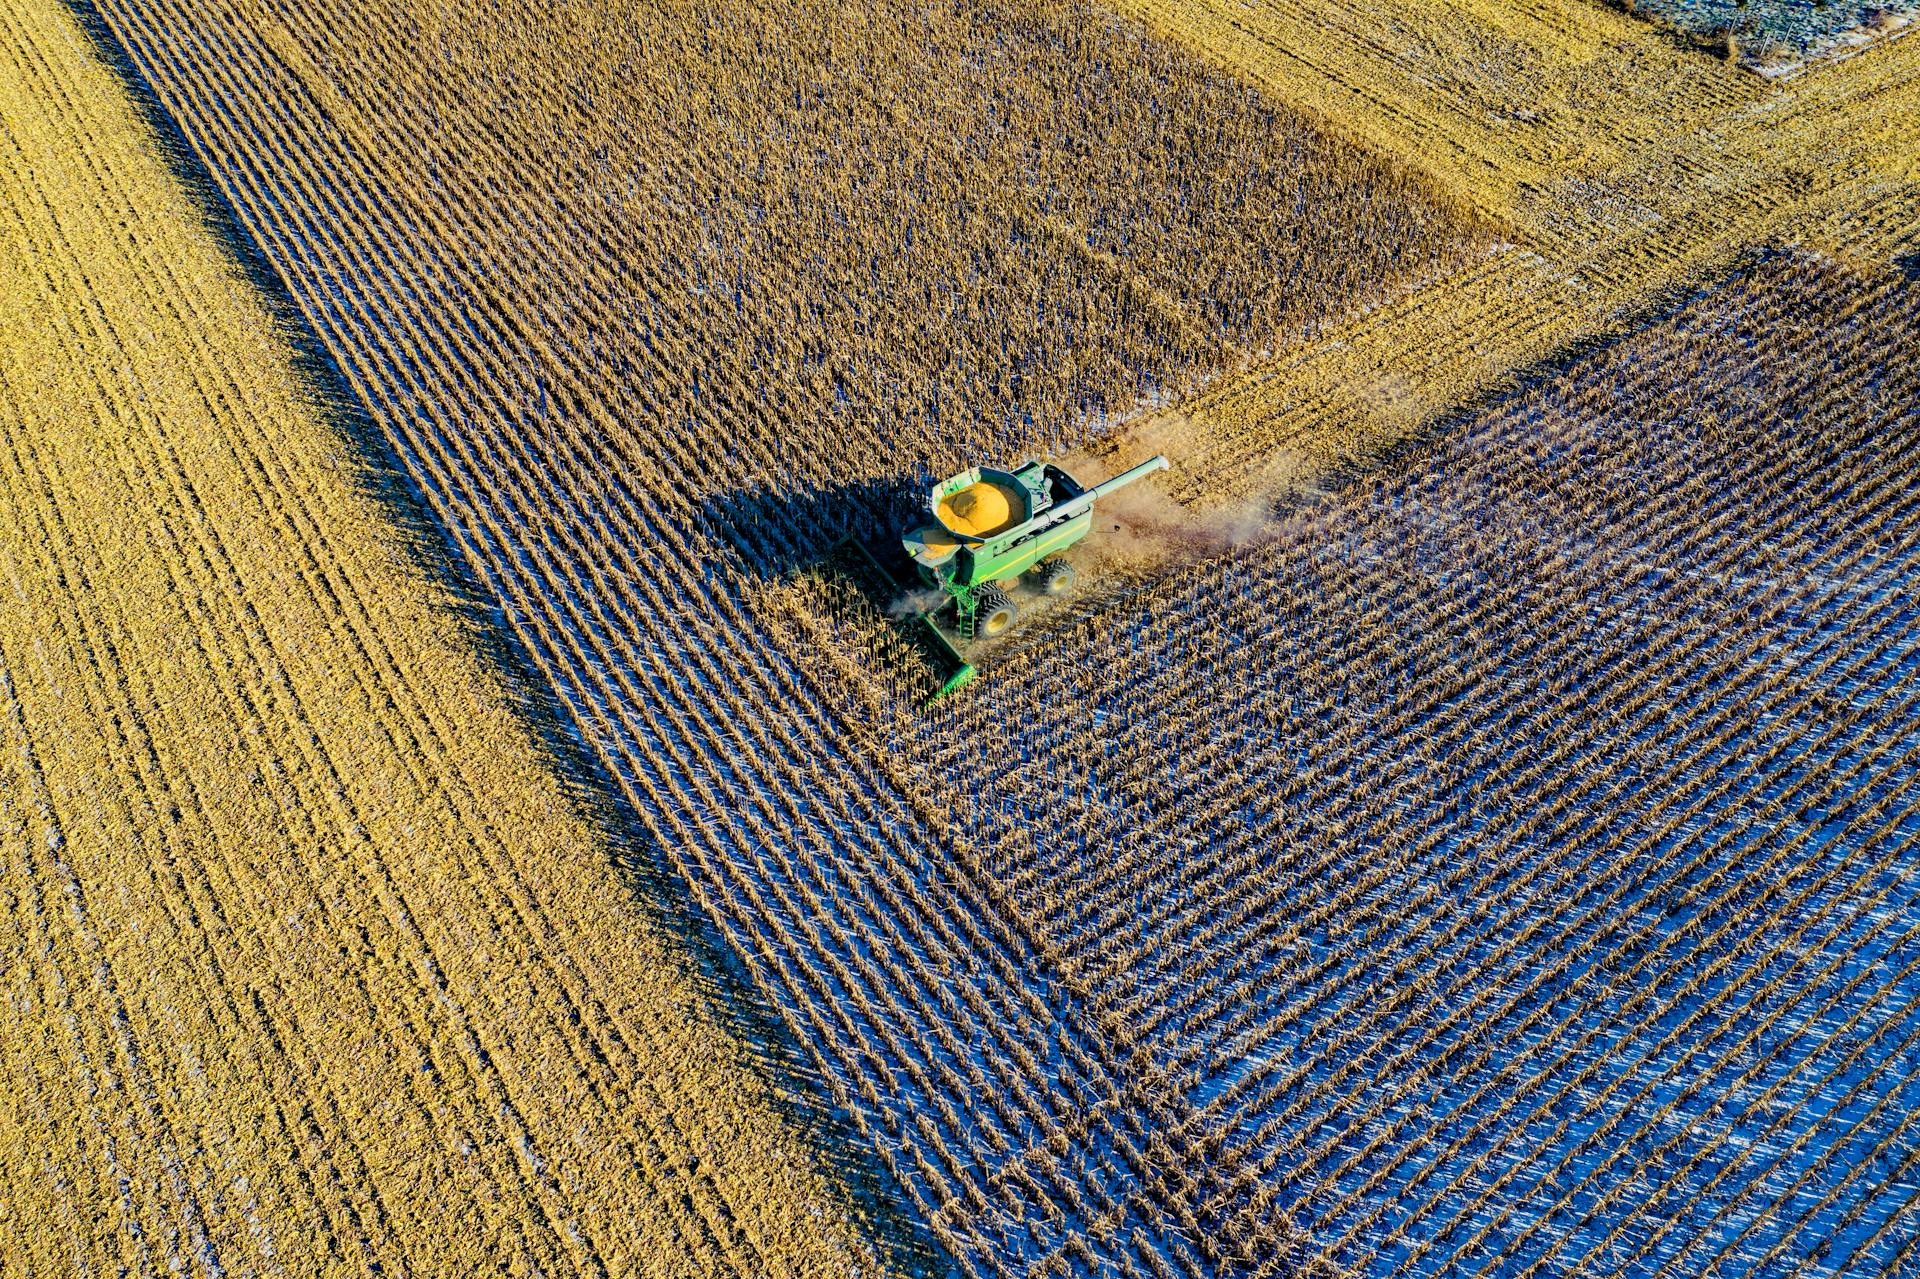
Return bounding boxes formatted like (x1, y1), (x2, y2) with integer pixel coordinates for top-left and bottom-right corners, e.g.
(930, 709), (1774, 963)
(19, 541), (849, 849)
(841, 453), (1169, 697)
(903, 454), (1169, 642)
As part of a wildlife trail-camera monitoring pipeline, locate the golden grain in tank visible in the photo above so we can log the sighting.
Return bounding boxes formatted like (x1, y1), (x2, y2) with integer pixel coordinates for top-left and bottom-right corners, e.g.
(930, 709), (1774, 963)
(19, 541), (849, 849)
(937, 478), (1025, 537)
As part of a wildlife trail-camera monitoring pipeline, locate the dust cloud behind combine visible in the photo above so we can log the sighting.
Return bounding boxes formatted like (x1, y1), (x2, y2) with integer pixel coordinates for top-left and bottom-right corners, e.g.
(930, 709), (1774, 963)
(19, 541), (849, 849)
(886, 585), (950, 620)
(1059, 413), (1285, 580)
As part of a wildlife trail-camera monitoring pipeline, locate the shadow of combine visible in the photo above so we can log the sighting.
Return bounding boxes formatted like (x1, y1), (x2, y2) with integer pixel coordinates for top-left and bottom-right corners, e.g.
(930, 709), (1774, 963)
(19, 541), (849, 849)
(703, 472), (925, 580)
(63, 3), (955, 1273)
(704, 475), (998, 704)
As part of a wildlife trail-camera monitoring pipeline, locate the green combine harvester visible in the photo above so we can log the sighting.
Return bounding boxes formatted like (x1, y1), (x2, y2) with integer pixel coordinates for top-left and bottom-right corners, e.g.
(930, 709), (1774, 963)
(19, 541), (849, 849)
(847, 453), (1170, 697)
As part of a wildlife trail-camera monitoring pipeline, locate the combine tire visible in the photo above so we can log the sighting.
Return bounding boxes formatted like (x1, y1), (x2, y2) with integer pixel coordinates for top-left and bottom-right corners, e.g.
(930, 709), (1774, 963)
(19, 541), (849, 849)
(974, 585), (1017, 638)
(1035, 559), (1077, 597)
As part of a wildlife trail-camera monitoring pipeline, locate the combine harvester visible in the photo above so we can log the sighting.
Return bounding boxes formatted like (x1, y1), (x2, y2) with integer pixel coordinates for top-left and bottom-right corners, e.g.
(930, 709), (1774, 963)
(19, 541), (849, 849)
(846, 453), (1169, 696)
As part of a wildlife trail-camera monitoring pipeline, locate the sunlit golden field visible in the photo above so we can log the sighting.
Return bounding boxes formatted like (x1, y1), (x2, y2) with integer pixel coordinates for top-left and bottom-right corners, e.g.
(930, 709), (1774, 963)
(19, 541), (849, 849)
(0, 1), (877, 1271)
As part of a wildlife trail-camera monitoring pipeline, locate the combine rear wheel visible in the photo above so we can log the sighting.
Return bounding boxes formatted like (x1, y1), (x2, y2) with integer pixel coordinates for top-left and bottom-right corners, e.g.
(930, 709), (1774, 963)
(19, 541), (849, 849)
(974, 585), (1017, 638)
(1035, 559), (1077, 597)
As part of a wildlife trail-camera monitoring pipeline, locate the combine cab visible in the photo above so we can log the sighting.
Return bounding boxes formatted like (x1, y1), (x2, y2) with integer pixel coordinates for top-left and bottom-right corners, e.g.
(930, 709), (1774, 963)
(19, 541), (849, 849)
(842, 453), (1169, 697)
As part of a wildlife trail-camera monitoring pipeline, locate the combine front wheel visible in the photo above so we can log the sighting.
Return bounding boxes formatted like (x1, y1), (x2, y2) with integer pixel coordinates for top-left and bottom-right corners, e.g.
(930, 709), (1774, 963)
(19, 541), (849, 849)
(975, 585), (1017, 637)
(1035, 559), (1077, 597)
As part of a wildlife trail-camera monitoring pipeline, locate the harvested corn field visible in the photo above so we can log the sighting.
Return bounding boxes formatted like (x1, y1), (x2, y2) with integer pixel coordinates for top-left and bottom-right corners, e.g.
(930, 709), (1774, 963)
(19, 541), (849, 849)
(13, 0), (1920, 1271)
(0, 0), (879, 1272)
(1098, 0), (1920, 500)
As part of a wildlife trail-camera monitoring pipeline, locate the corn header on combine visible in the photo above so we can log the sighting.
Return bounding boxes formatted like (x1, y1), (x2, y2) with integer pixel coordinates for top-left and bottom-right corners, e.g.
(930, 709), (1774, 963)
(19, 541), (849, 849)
(844, 453), (1170, 696)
